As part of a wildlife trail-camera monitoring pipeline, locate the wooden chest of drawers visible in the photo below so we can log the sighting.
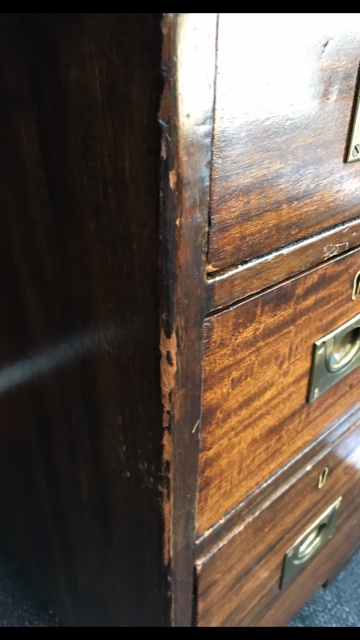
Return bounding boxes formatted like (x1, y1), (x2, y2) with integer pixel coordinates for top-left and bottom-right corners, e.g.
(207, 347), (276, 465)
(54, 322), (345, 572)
(0, 13), (360, 626)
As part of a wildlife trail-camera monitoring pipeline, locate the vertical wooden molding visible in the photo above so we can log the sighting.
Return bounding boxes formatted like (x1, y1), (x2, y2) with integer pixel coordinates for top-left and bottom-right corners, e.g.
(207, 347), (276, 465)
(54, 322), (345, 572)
(159, 13), (218, 626)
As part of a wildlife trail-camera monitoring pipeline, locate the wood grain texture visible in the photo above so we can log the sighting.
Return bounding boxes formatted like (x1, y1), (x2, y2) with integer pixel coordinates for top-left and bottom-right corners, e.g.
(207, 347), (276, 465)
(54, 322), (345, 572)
(198, 247), (360, 534)
(0, 13), (166, 626)
(207, 217), (360, 312)
(196, 403), (360, 556)
(159, 13), (218, 626)
(196, 420), (360, 626)
(322, 542), (360, 589)
(208, 13), (360, 272)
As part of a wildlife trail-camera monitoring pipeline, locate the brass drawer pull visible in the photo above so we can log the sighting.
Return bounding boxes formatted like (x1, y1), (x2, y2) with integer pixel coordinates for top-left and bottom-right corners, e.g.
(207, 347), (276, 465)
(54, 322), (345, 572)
(346, 83), (360, 163)
(296, 524), (326, 562)
(326, 328), (360, 372)
(308, 314), (360, 401)
(280, 497), (342, 588)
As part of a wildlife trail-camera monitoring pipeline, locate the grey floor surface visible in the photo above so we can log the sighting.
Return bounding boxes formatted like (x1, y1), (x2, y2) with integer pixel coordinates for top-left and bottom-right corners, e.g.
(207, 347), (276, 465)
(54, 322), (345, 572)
(289, 548), (360, 627)
(0, 546), (359, 626)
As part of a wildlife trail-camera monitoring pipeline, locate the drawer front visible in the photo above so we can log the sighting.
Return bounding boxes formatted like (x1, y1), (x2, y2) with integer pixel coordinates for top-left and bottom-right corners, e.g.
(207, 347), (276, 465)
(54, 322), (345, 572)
(208, 13), (360, 272)
(196, 421), (360, 627)
(198, 247), (360, 534)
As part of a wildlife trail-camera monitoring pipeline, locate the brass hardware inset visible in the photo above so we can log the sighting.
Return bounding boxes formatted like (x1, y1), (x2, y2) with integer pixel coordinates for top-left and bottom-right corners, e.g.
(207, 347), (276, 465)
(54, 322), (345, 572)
(318, 467), (329, 489)
(346, 84), (360, 163)
(280, 497), (342, 589)
(327, 328), (360, 372)
(307, 314), (360, 402)
(352, 271), (360, 300)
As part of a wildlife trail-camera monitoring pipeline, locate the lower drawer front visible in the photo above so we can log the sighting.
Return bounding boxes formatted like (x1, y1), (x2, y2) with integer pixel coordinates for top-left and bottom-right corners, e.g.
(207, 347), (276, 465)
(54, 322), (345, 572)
(195, 420), (360, 627)
(198, 247), (360, 534)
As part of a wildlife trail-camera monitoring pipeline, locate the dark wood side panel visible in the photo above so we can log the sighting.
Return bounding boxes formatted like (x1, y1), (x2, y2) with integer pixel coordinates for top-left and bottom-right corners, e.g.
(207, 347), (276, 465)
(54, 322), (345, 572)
(159, 13), (218, 626)
(208, 13), (360, 272)
(0, 14), (166, 626)
(196, 419), (360, 626)
(198, 247), (360, 534)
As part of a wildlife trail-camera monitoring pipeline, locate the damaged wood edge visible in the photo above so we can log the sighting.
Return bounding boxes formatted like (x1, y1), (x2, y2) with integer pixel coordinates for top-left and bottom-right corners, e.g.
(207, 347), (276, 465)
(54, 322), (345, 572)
(206, 217), (360, 313)
(159, 325), (176, 574)
(159, 13), (218, 627)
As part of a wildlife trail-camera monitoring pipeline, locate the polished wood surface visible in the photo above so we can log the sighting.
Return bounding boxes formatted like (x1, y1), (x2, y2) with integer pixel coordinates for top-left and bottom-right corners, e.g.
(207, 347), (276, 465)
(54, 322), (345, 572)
(198, 247), (360, 534)
(159, 13), (217, 626)
(208, 13), (360, 272)
(196, 420), (360, 626)
(0, 14), (167, 626)
(207, 217), (360, 313)
(0, 12), (360, 628)
(196, 403), (360, 555)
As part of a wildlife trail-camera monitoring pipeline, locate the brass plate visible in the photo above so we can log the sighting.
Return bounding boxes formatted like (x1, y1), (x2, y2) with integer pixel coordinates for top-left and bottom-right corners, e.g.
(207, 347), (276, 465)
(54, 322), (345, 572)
(346, 85), (360, 163)
(307, 314), (360, 402)
(352, 271), (360, 300)
(280, 497), (342, 589)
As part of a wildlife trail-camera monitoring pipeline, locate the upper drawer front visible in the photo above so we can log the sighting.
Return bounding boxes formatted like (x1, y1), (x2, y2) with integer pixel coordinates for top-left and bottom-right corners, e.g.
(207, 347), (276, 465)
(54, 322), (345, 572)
(208, 14), (360, 272)
(198, 247), (360, 534)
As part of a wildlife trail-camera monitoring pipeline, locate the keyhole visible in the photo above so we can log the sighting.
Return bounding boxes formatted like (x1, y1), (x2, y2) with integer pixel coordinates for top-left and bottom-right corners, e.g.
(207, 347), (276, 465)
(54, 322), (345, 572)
(318, 467), (329, 489)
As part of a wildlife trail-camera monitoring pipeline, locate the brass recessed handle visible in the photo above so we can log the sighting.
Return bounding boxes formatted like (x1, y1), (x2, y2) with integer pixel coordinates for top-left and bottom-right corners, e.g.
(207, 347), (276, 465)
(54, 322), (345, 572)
(352, 271), (360, 300)
(346, 84), (360, 163)
(308, 314), (360, 402)
(326, 328), (360, 372)
(280, 497), (342, 589)
(295, 523), (326, 563)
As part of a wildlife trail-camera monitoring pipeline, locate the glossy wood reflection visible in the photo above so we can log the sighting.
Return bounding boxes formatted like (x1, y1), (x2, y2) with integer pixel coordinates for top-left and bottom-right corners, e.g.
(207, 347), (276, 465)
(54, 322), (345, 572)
(208, 13), (360, 272)
(196, 420), (360, 627)
(198, 248), (360, 534)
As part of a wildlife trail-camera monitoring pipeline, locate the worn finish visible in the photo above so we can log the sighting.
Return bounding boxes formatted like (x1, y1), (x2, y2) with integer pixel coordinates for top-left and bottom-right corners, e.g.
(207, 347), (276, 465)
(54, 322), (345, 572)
(208, 13), (360, 272)
(159, 13), (218, 626)
(198, 247), (360, 534)
(0, 14), (166, 626)
(207, 217), (360, 313)
(196, 419), (360, 626)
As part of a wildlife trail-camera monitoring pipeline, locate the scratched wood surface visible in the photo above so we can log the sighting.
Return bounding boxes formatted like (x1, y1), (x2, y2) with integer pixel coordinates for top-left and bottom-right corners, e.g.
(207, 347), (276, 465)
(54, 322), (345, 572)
(198, 247), (360, 534)
(0, 14), (167, 626)
(208, 13), (360, 272)
(196, 420), (360, 626)
(159, 13), (217, 626)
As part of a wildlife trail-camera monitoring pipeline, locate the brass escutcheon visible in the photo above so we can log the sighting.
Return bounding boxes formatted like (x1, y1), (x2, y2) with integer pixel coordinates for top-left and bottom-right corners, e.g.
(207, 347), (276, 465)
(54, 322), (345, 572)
(318, 467), (329, 489)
